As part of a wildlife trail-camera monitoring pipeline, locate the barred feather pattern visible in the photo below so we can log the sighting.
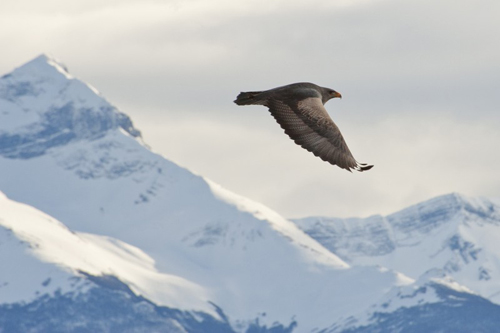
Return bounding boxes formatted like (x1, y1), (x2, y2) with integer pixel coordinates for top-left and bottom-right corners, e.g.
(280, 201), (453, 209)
(234, 82), (373, 172)
(268, 98), (372, 172)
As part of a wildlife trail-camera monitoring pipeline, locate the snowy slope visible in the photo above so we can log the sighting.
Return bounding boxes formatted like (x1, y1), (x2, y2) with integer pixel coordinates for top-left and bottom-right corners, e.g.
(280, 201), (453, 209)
(2, 55), (500, 332)
(294, 193), (500, 304)
(0, 54), (409, 331)
(4, 191), (500, 333)
(333, 268), (500, 333)
(0, 191), (213, 314)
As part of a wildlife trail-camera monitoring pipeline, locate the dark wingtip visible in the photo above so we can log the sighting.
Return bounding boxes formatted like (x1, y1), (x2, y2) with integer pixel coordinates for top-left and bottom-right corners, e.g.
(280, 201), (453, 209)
(360, 164), (374, 172)
(354, 164), (374, 172)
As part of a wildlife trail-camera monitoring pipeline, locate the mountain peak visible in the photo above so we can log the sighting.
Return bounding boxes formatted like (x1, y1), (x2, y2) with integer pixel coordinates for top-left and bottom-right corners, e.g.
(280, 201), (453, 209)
(387, 192), (499, 232)
(0, 55), (141, 159)
(9, 54), (72, 81)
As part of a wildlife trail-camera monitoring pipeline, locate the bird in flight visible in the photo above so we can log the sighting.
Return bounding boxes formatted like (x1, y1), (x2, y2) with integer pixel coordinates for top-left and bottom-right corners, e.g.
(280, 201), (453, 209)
(234, 82), (373, 172)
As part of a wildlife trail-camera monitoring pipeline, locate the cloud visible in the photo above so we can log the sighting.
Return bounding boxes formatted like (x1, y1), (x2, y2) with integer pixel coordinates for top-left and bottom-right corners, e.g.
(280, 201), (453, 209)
(0, 0), (499, 217)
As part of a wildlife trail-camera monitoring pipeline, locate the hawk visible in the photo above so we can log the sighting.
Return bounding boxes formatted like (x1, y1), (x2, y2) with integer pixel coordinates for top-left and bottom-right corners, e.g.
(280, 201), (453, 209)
(234, 82), (373, 172)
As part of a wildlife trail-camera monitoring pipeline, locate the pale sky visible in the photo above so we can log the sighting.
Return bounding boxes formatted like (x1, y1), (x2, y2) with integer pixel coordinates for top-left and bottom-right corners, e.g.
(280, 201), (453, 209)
(1, 0), (499, 218)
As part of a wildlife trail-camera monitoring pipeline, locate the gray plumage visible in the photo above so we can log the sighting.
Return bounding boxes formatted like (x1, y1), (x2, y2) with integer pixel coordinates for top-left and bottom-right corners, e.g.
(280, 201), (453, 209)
(234, 82), (373, 172)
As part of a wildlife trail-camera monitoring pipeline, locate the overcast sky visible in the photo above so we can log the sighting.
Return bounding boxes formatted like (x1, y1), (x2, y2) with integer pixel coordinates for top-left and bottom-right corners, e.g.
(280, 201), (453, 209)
(1, 0), (499, 218)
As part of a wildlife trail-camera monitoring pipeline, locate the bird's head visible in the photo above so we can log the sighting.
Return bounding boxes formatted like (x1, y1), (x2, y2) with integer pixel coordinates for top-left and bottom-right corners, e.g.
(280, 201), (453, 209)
(328, 89), (342, 99)
(322, 88), (342, 103)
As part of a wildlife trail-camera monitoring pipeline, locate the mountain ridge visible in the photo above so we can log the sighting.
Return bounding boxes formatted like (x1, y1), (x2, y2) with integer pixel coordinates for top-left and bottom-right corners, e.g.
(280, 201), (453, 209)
(4, 188), (500, 332)
(293, 192), (500, 304)
(2, 55), (500, 332)
(0, 54), (370, 331)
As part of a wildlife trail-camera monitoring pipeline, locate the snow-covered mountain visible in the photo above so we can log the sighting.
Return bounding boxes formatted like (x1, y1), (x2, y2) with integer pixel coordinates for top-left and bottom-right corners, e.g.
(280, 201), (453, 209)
(4, 190), (500, 333)
(1, 55), (500, 332)
(0, 191), (233, 332)
(294, 193), (500, 305)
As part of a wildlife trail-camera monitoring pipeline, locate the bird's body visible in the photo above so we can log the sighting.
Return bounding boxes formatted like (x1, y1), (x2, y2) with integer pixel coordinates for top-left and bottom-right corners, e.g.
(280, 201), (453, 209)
(234, 82), (373, 172)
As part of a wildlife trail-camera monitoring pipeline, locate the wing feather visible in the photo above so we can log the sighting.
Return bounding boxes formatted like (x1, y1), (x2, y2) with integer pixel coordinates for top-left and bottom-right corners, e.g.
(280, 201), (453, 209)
(267, 98), (372, 172)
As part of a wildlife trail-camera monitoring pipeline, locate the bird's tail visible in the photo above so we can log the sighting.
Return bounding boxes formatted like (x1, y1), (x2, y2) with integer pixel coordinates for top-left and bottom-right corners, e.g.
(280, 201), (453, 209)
(234, 91), (266, 106)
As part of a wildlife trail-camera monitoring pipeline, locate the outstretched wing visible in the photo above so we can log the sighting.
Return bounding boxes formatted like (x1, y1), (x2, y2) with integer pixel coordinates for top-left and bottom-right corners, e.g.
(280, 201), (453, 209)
(267, 97), (373, 172)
